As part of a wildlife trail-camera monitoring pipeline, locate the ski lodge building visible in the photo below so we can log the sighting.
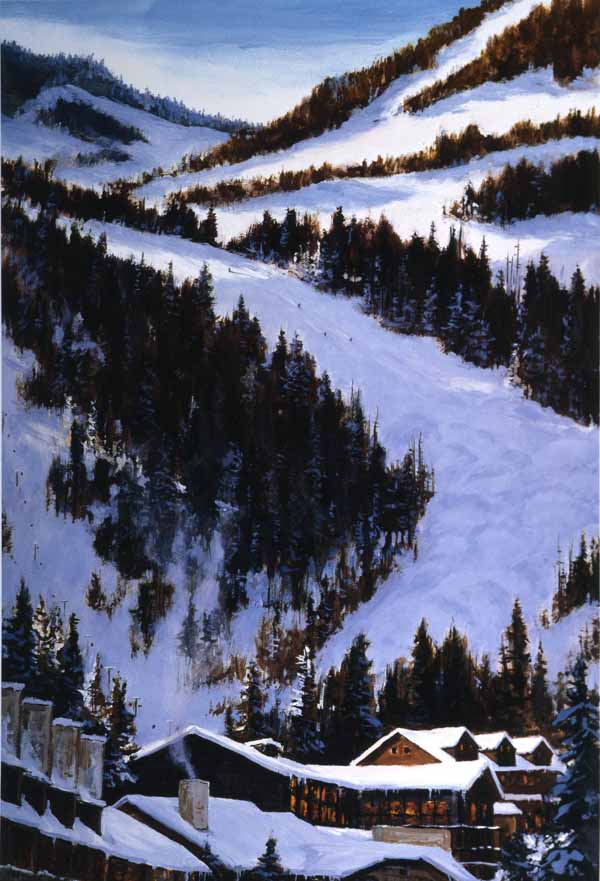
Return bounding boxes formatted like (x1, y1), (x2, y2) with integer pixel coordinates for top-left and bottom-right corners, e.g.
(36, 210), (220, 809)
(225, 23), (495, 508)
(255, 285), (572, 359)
(1, 679), (564, 881)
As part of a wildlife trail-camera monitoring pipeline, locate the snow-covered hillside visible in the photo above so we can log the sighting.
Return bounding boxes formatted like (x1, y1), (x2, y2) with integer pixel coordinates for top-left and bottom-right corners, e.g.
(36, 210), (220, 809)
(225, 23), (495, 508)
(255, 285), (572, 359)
(3, 219), (597, 740)
(2, 83), (229, 186)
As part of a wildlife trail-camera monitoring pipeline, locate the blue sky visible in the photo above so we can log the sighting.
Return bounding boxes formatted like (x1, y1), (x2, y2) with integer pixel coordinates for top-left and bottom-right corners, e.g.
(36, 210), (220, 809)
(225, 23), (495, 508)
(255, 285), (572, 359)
(1, 0), (467, 122)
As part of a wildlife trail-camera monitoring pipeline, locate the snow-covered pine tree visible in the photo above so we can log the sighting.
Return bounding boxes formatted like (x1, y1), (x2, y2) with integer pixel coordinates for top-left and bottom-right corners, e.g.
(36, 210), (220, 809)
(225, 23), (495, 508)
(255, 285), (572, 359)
(104, 674), (137, 797)
(284, 646), (324, 761)
(30, 595), (60, 701)
(250, 836), (286, 880)
(2, 578), (36, 686)
(339, 632), (381, 762)
(500, 831), (537, 881)
(55, 612), (84, 719)
(238, 661), (267, 741)
(539, 652), (599, 880)
(84, 652), (108, 735)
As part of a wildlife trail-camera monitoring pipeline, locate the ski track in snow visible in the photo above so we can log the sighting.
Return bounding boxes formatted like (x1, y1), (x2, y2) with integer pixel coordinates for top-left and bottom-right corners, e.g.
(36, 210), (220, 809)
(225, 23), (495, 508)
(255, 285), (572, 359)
(4, 220), (596, 741)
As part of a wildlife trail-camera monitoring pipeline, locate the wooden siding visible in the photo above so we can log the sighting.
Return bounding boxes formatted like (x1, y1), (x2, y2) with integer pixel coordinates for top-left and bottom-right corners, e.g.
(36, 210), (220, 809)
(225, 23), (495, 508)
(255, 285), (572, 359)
(357, 733), (440, 767)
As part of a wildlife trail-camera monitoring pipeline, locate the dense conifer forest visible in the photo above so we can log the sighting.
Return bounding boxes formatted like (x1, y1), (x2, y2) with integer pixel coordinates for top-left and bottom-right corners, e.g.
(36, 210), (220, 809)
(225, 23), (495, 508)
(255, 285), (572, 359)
(173, 110), (600, 209)
(37, 97), (148, 145)
(404, 0), (600, 113)
(2, 201), (433, 655)
(174, 0), (511, 172)
(4, 158), (597, 425)
(451, 148), (600, 222)
(224, 594), (590, 763)
(1, 40), (251, 132)
(230, 208), (599, 425)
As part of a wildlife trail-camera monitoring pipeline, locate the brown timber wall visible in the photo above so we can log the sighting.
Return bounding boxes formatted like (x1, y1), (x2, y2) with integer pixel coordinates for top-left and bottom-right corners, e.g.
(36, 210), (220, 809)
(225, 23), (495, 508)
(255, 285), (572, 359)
(0, 818), (205, 881)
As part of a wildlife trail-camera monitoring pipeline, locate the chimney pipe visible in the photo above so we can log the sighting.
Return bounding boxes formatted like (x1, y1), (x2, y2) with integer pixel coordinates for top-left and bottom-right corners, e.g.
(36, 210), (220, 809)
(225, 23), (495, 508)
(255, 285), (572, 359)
(179, 779), (209, 830)
(21, 699), (53, 777)
(2, 683), (25, 758)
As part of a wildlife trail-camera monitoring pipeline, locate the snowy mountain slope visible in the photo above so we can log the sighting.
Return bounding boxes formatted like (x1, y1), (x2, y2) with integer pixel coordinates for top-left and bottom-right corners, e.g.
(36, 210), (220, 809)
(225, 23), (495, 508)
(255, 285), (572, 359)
(135, 66), (600, 206)
(2, 83), (229, 186)
(207, 136), (600, 285)
(3, 219), (597, 740)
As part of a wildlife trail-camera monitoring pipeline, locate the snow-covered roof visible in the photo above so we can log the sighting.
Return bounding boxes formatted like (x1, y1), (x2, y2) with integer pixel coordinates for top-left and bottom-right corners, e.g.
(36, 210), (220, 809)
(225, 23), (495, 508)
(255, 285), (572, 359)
(512, 736), (554, 756)
(351, 726), (474, 766)
(493, 801), (522, 816)
(474, 731), (513, 751)
(2, 682), (26, 691)
(115, 794), (478, 881)
(21, 697), (53, 706)
(52, 717), (84, 728)
(246, 737), (283, 749)
(1, 798), (209, 874)
(133, 725), (498, 794)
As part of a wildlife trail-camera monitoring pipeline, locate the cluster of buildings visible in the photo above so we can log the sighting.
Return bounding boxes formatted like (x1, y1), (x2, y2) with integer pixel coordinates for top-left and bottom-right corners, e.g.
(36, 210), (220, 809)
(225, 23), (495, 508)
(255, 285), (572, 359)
(1, 680), (564, 881)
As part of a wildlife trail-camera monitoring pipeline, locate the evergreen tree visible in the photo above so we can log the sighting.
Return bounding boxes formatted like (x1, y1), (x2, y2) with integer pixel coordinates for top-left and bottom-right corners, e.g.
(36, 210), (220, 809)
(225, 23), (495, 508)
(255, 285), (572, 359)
(250, 837), (286, 880)
(438, 623), (477, 726)
(2, 578), (36, 686)
(55, 612), (84, 718)
(500, 832), (537, 881)
(409, 618), (438, 726)
(531, 642), (553, 732)
(339, 633), (381, 762)
(30, 595), (60, 701)
(86, 570), (107, 611)
(85, 652), (107, 733)
(504, 598), (531, 733)
(540, 653), (599, 879)
(238, 661), (267, 741)
(284, 646), (324, 761)
(104, 674), (137, 797)
(178, 593), (200, 660)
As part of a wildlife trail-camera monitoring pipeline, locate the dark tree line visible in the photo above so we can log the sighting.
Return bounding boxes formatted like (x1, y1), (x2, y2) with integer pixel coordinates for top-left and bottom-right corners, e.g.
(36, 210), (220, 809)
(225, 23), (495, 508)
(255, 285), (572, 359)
(377, 600), (555, 738)
(405, 0), (600, 113)
(230, 206), (599, 425)
(226, 597), (558, 766)
(501, 652), (598, 881)
(176, 0), (510, 173)
(3, 201), (433, 652)
(2, 578), (138, 799)
(544, 534), (599, 624)
(452, 149), (600, 223)
(37, 97), (148, 145)
(2, 158), (219, 246)
(1, 39), (251, 131)
(175, 110), (600, 209)
(2, 577), (84, 718)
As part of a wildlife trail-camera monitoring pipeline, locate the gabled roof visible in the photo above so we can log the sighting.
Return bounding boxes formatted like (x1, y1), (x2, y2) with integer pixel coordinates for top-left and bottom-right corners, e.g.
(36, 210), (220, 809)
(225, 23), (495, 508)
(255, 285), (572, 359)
(246, 737), (283, 749)
(351, 726), (474, 766)
(474, 731), (514, 751)
(511, 736), (554, 756)
(132, 725), (500, 795)
(115, 794), (479, 881)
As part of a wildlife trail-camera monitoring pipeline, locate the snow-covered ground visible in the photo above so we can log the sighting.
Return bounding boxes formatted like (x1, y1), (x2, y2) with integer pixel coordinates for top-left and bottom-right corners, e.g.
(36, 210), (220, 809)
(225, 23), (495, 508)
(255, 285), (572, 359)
(205, 136), (600, 286)
(2, 84), (229, 187)
(4, 219), (597, 740)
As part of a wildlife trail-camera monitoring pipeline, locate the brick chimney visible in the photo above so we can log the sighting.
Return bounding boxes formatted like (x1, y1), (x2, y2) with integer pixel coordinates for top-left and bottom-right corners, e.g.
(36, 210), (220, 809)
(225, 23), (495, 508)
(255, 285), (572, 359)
(52, 719), (83, 790)
(1, 683), (25, 758)
(178, 779), (209, 830)
(21, 699), (53, 776)
(78, 734), (106, 802)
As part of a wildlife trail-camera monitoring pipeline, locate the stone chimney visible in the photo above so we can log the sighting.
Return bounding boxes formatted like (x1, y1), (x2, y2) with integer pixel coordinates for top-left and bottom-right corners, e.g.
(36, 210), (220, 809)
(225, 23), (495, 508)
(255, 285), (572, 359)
(78, 734), (106, 802)
(52, 719), (83, 790)
(21, 699), (53, 776)
(1, 682), (25, 758)
(179, 779), (209, 830)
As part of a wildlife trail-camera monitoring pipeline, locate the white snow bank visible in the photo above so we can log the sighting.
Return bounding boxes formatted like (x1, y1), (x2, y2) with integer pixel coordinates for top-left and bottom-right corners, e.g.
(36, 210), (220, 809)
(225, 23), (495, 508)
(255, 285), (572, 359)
(115, 794), (478, 880)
